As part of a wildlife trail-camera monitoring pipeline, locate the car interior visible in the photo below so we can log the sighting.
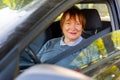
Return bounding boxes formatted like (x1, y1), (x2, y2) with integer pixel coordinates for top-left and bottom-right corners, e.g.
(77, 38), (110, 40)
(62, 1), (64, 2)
(0, 0), (119, 80)
(20, 1), (113, 74)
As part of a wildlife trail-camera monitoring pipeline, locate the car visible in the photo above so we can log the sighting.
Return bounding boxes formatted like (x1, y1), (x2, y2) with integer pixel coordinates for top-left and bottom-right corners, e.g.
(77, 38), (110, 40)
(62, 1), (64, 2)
(15, 64), (93, 80)
(0, 0), (120, 80)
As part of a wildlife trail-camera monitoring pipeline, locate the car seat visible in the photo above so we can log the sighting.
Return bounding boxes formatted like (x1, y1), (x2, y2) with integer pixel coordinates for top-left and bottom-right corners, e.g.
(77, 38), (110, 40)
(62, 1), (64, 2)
(81, 9), (102, 38)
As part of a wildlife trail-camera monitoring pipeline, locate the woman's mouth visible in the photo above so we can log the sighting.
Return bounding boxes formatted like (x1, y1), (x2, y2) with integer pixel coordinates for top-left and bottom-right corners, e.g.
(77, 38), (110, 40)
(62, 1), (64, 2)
(69, 32), (77, 35)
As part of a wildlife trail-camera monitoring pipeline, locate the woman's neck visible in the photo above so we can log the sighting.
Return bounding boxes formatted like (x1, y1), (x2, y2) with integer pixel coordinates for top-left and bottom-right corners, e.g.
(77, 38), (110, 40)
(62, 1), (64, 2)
(64, 38), (77, 44)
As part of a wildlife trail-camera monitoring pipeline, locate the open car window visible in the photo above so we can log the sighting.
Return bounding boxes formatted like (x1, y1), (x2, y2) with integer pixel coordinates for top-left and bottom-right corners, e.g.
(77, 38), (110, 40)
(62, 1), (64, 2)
(59, 30), (120, 71)
(20, 2), (113, 69)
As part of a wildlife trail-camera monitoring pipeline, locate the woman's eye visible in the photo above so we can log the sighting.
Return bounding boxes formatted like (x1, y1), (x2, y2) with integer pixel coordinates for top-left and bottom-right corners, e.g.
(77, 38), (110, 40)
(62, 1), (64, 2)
(66, 22), (70, 24)
(76, 23), (80, 25)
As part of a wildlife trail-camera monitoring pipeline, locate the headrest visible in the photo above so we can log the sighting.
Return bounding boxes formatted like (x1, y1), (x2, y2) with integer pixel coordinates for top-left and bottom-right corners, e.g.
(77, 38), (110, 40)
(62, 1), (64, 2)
(81, 9), (102, 30)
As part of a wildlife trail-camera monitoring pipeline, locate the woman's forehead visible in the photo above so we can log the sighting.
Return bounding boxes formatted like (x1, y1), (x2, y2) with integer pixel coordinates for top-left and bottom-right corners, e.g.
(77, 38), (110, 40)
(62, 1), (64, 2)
(65, 14), (80, 21)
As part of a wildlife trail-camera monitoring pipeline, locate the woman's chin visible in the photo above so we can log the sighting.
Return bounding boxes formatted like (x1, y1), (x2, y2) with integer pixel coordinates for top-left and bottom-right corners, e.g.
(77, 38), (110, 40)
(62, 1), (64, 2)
(68, 37), (78, 41)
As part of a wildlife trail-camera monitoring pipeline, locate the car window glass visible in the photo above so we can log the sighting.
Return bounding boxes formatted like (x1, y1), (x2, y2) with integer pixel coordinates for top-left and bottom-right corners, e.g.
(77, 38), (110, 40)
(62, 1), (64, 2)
(60, 30), (120, 71)
(78, 4), (110, 21)
(56, 3), (110, 21)
(0, 0), (33, 10)
(0, 0), (41, 47)
(94, 59), (120, 80)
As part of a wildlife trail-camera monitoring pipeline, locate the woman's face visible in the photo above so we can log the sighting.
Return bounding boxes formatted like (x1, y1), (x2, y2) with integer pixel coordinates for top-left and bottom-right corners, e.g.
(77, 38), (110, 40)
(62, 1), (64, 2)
(62, 14), (83, 43)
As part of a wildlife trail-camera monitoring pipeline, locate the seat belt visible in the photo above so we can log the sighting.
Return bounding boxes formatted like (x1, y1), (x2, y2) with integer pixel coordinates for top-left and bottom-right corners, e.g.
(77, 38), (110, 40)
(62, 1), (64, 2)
(44, 27), (111, 64)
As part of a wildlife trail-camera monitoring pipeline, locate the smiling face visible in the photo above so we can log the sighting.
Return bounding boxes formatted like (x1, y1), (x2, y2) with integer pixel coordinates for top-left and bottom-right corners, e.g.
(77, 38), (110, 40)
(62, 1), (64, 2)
(61, 13), (83, 44)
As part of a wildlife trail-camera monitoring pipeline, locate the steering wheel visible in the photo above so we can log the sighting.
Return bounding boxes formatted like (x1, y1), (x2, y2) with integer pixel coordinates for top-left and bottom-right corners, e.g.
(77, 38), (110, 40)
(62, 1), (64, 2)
(24, 47), (41, 64)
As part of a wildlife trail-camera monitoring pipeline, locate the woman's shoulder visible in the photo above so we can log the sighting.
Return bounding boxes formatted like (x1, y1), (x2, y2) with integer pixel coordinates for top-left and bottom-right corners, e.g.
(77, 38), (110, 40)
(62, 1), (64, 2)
(44, 37), (61, 47)
(48, 37), (61, 43)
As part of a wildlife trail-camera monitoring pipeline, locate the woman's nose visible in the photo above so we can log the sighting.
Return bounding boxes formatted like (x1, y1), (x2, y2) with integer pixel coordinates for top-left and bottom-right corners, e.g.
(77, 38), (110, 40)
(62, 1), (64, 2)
(70, 23), (76, 30)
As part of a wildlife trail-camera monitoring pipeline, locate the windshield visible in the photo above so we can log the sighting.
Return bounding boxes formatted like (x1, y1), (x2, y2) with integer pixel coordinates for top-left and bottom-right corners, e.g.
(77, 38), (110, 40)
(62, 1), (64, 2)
(0, 0), (43, 47)
(0, 0), (33, 10)
(0, 0), (32, 47)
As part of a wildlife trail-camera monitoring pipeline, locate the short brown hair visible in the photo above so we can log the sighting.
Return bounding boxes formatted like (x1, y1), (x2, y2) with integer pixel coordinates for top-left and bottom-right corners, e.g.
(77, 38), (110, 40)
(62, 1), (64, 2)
(60, 6), (86, 29)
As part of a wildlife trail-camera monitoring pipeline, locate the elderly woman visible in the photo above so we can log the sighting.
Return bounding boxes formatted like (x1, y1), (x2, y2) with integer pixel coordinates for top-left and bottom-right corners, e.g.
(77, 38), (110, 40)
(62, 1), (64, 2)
(37, 6), (86, 70)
